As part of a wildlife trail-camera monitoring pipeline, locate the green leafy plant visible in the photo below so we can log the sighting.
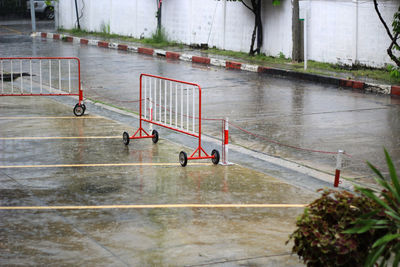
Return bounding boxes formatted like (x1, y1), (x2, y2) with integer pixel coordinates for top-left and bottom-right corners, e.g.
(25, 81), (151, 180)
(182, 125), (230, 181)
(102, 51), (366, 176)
(287, 189), (381, 267)
(100, 22), (111, 35)
(345, 149), (400, 267)
(387, 64), (400, 79)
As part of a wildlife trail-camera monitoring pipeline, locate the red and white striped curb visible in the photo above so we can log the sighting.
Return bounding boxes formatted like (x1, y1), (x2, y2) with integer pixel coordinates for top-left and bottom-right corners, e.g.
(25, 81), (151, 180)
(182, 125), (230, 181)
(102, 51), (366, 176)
(36, 32), (400, 96)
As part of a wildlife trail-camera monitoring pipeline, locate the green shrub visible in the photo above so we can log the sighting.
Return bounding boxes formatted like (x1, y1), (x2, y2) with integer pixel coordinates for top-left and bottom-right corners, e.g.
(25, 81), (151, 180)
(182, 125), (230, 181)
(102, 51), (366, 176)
(345, 149), (400, 267)
(287, 189), (382, 267)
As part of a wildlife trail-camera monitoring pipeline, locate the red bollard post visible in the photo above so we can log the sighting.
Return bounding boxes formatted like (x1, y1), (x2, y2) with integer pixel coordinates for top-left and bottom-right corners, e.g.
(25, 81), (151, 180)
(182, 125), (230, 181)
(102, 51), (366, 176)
(334, 150), (344, 187)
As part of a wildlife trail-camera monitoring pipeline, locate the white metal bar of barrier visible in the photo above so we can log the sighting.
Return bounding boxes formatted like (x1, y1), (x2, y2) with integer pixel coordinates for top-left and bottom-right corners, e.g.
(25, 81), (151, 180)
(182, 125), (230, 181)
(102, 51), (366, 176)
(164, 80), (167, 123)
(149, 78), (152, 120)
(11, 60), (13, 93)
(159, 79), (161, 123)
(192, 86), (195, 132)
(49, 59), (51, 93)
(58, 60), (61, 90)
(20, 60), (23, 93)
(154, 78), (157, 121)
(144, 77), (147, 120)
(1, 61), (3, 93)
(175, 83), (177, 128)
(68, 60), (71, 93)
(169, 81), (172, 126)
(180, 84), (183, 129)
(30, 60), (33, 93)
(39, 60), (42, 93)
(186, 86), (189, 131)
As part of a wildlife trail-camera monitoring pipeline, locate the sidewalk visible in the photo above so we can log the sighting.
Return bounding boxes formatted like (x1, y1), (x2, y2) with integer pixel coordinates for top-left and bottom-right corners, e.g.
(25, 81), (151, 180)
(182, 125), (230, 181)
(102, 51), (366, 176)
(35, 31), (400, 97)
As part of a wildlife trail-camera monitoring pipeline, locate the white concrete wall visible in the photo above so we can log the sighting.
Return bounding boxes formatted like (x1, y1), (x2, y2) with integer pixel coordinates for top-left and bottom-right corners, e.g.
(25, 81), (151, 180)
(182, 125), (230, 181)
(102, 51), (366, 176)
(300, 0), (398, 67)
(57, 0), (398, 68)
(57, 0), (293, 58)
(58, 0), (156, 38)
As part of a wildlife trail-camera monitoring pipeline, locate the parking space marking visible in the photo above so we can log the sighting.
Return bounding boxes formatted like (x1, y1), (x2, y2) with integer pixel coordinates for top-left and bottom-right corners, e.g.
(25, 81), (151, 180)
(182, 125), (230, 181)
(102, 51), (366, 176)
(0, 25), (22, 34)
(0, 204), (307, 210)
(0, 116), (102, 119)
(0, 162), (210, 168)
(0, 136), (120, 140)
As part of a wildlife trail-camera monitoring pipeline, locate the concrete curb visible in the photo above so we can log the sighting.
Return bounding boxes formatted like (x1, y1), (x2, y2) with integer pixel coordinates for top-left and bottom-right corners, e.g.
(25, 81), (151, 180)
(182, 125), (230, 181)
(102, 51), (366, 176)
(36, 32), (400, 97)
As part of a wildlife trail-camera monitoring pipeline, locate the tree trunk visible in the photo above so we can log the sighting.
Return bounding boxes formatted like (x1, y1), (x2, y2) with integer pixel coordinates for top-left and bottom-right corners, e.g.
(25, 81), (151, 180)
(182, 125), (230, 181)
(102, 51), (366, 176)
(255, 0), (262, 55)
(388, 32), (400, 67)
(373, 0), (400, 68)
(292, 0), (301, 61)
(249, 13), (257, 55)
(157, 0), (162, 32)
(243, 0), (262, 56)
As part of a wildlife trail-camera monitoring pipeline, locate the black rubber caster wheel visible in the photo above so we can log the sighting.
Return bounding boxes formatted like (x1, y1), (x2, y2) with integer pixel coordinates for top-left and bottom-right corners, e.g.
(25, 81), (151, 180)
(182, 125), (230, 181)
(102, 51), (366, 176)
(73, 103), (85, 116)
(152, 130), (159, 144)
(211, 149), (220, 165)
(179, 151), (188, 167)
(81, 103), (86, 112)
(123, 131), (130, 145)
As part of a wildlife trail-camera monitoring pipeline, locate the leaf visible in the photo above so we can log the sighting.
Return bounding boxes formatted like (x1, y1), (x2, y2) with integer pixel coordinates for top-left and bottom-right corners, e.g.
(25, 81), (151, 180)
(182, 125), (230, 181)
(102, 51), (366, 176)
(385, 210), (400, 222)
(392, 243), (400, 267)
(367, 161), (385, 181)
(358, 187), (395, 214)
(372, 234), (400, 248)
(272, 0), (281, 6)
(364, 245), (386, 267)
(344, 220), (375, 234)
(384, 148), (400, 199)
(344, 219), (388, 233)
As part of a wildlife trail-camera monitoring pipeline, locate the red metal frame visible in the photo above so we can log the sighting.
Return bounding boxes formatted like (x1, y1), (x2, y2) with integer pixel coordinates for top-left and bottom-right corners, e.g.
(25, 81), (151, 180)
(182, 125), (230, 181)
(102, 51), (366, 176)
(131, 73), (214, 161)
(0, 57), (83, 105)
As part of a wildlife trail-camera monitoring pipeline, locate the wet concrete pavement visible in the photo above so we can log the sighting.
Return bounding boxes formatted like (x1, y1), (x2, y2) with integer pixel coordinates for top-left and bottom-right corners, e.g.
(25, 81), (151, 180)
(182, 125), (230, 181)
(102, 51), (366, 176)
(1, 21), (400, 185)
(0, 96), (317, 266)
(0, 20), (399, 265)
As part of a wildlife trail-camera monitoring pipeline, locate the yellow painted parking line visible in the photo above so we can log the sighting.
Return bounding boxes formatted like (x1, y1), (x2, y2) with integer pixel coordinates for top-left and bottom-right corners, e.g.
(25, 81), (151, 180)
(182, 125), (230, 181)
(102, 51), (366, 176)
(0, 203), (308, 210)
(0, 162), (209, 169)
(0, 136), (120, 140)
(0, 116), (102, 119)
(0, 25), (23, 34)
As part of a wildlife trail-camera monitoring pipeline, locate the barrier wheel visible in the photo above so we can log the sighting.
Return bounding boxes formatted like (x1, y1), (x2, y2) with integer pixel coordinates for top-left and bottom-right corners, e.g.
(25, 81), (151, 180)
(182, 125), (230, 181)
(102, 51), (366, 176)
(152, 130), (159, 144)
(73, 103), (85, 116)
(81, 103), (86, 112)
(123, 131), (130, 145)
(211, 149), (220, 165)
(179, 151), (188, 167)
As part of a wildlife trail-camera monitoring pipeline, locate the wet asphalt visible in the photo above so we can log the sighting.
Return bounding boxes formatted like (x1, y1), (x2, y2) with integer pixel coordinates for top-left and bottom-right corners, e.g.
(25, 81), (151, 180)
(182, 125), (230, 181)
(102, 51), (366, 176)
(0, 20), (399, 266)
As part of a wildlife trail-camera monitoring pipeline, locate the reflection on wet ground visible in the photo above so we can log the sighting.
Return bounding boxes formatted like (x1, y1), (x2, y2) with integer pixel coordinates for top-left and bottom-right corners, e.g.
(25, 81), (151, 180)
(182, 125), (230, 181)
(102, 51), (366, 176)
(1, 22), (399, 185)
(0, 96), (316, 266)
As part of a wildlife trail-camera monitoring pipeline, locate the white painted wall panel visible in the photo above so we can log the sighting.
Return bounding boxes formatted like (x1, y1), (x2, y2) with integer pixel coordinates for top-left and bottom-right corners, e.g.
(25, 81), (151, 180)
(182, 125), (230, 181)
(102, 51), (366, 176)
(300, 0), (398, 67)
(57, 0), (398, 67)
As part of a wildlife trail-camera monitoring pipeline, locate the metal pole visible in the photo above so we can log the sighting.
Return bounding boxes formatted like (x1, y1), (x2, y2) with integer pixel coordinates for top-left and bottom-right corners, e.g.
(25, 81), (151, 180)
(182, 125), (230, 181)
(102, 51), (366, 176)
(74, 0), (81, 30)
(223, 0), (226, 50)
(30, 0), (36, 33)
(224, 118), (229, 164)
(304, 8), (308, 70)
(334, 149), (344, 187)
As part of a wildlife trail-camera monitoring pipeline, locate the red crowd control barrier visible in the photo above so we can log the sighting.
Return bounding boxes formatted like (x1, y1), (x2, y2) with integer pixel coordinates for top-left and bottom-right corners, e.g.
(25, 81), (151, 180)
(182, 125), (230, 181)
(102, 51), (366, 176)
(0, 57), (85, 116)
(123, 74), (220, 166)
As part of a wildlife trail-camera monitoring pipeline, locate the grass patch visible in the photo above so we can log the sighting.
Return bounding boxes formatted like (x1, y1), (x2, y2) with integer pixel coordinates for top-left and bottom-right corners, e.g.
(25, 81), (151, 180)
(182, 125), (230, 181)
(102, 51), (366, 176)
(291, 61), (400, 84)
(59, 28), (183, 49)
(203, 48), (291, 65)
